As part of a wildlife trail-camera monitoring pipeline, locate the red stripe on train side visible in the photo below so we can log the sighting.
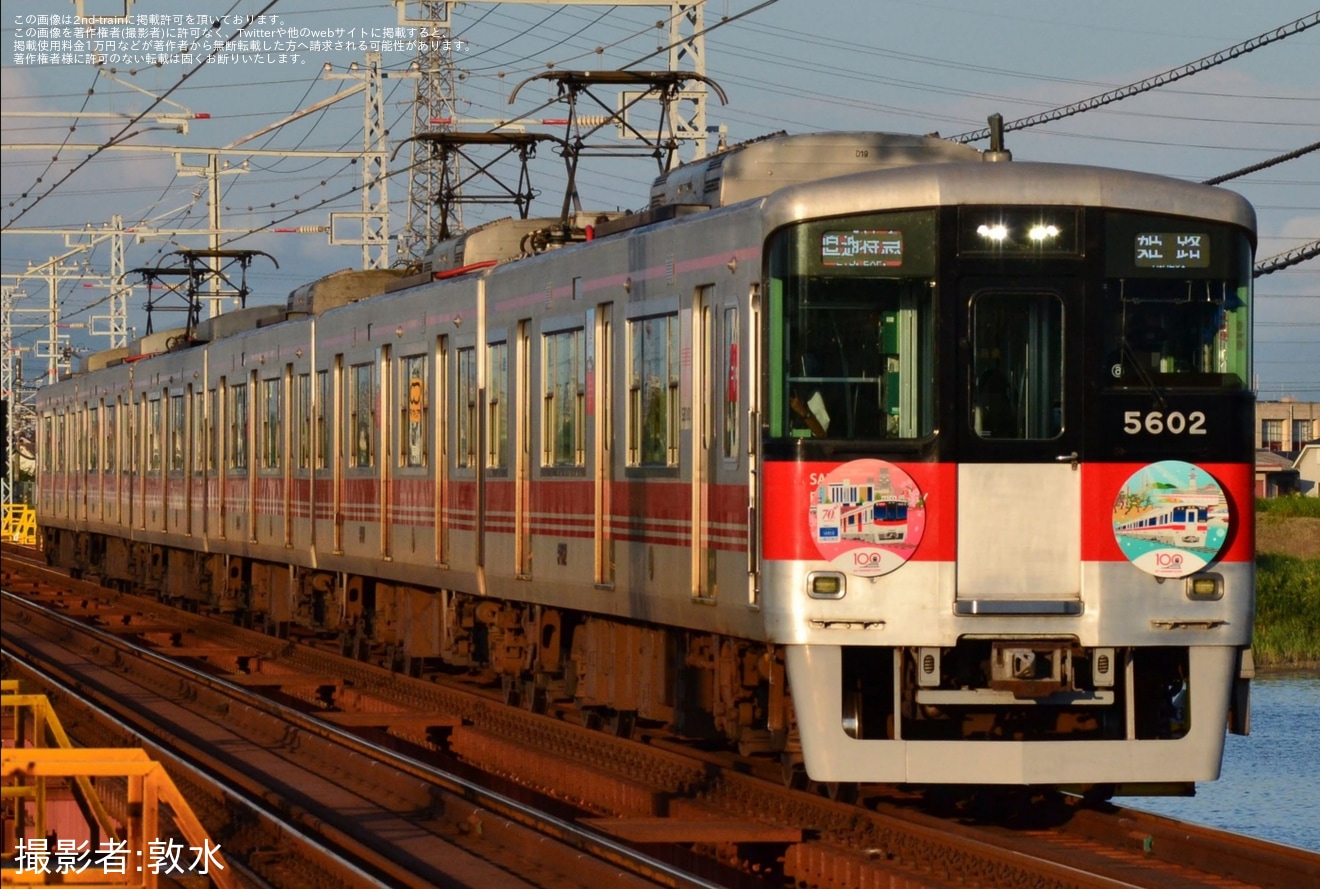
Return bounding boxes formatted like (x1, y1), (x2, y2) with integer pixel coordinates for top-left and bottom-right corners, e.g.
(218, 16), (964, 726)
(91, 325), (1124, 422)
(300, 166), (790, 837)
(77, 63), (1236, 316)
(760, 461), (957, 562)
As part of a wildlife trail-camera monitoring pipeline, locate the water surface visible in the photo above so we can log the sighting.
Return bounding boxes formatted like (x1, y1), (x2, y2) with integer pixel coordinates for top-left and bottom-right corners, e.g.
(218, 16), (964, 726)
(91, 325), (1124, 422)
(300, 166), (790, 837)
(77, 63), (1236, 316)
(1118, 672), (1319, 852)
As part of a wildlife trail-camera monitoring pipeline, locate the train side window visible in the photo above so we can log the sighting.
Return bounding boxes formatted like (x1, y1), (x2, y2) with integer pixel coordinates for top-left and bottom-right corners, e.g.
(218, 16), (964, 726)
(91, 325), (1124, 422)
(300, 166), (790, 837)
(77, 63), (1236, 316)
(457, 347), (477, 469)
(147, 396), (163, 472)
(628, 313), (680, 467)
(229, 383), (248, 470)
(349, 362), (374, 468)
(170, 394), (186, 472)
(261, 378), (281, 470)
(104, 404), (116, 473)
(88, 406), (99, 474)
(486, 342), (507, 468)
(192, 392), (205, 474)
(41, 414), (53, 472)
(543, 328), (585, 467)
(315, 370), (330, 470)
(722, 307), (739, 459)
(400, 354), (427, 468)
(206, 390), (219, 472)
(295, 373), (311, 470)
(130, 400), (140, 473)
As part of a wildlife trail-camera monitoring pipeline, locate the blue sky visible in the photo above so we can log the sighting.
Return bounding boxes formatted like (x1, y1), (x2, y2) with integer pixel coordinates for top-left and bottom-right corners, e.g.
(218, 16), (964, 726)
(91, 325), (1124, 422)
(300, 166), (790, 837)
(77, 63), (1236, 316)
(3, 0), (1316, 397)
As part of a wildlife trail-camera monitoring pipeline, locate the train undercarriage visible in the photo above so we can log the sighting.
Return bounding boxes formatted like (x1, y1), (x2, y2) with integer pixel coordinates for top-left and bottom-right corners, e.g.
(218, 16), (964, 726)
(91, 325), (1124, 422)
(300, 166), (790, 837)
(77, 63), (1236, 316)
(42, 526), (1213, 796)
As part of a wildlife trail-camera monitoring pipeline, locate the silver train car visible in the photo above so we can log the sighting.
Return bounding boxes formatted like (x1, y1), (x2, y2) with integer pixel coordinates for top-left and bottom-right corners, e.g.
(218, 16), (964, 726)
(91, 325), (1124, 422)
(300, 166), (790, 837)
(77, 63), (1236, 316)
(36, 131), (1257, 794)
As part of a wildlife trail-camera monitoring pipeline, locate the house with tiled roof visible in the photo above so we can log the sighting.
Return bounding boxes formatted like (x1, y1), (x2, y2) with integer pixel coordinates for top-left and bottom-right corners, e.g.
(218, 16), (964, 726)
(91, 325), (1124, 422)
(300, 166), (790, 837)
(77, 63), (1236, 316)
(1294, 441), (1320, 497)
(1255, 449), (1300, 497)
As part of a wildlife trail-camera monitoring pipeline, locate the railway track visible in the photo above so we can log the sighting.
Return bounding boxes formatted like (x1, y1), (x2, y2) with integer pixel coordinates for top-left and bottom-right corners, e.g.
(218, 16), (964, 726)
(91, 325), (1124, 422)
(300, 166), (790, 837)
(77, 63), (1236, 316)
(4, 547), (1316, 889)
(1, 552), (721, 889)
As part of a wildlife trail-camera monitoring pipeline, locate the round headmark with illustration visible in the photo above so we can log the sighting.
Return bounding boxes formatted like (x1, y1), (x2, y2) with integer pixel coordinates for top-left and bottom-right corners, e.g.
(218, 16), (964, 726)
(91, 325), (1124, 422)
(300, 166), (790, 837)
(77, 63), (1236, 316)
(1112, 460), (1229, 578)
(809, 459), (925, 577)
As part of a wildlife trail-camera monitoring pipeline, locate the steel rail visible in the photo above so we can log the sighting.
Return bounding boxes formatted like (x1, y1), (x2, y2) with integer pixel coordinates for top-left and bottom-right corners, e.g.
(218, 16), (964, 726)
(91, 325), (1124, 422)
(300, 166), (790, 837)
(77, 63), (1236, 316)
(1, 653), (390, 889)
(0, 586), (726, 889)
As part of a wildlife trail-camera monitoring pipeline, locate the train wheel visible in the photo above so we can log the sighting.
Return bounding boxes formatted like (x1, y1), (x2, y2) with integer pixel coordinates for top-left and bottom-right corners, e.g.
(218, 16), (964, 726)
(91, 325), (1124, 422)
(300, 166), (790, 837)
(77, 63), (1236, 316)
(841, 689), (863, 739)
(1082, 784), (1115, 806)
(525, 681), (549, 715)
(821, 781), (859, 805)
(781, 754), (808, 790)
(604, 710), (636, 738)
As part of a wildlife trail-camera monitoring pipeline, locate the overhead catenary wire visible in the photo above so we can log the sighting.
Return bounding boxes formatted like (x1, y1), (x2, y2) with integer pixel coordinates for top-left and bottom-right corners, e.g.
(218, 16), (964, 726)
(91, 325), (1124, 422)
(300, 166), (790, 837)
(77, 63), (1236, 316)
(1203, 141), (1320, 185)
(5, 6), (1314, 354)
(951, 12), (1320, 144)
(2, 0), (285, 232)
(1255, 241), (1320, 277)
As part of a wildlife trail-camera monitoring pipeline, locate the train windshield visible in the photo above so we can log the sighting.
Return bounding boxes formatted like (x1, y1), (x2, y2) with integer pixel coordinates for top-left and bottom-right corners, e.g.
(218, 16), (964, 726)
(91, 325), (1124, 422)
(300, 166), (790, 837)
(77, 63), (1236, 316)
(766, 210), (937, 440)
(1103, 214), (1253, 390)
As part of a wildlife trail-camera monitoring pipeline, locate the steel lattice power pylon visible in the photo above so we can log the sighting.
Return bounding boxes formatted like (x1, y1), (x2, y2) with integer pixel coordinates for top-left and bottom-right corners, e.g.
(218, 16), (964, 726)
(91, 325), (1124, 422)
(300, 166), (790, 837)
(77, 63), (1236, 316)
(396, 2), (463, 265)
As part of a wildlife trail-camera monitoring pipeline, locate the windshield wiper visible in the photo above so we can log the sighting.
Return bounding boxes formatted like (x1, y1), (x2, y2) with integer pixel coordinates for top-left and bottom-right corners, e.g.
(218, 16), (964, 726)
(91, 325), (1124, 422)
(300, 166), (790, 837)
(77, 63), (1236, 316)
(1120, 338), (1168, 411)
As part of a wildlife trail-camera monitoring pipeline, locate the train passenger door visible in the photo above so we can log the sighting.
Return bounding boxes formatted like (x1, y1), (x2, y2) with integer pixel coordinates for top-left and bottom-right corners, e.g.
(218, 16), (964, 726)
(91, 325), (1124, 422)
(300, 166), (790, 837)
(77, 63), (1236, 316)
(515, 320), (532, 579)
(593, 304), (615, 586)
(434, 335), (449, 566)
(283, 364), (294, 546)
(956, 281), (1083, 612)
(379, 345), (392, 560)
(247, 369), (259, 543)
(692, 286), (717, 600)
(185, 385), (194, 537)
(215, 381), (226, 539)
(333, 355), (345, 554)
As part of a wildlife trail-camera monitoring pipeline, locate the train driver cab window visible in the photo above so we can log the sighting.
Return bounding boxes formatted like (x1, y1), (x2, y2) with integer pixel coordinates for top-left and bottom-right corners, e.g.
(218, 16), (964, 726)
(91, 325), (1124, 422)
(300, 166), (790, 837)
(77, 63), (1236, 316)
(1102, 216), (1253, 391)
(767, 210), (937, 441)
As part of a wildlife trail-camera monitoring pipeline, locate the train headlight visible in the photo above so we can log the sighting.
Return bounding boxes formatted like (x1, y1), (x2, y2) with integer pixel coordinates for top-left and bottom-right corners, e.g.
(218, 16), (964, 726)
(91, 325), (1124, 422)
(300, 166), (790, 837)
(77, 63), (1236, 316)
(807, 571), (846, 599)
(1185, 573), (1223, 601)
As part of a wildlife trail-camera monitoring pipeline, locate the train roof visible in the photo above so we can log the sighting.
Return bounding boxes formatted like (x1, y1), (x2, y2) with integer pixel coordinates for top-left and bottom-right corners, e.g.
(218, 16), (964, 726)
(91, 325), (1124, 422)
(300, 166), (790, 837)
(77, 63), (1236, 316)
(426, 212), (624, 275)
(648, 131), (981, 210)
(760, 159), (1257, 235)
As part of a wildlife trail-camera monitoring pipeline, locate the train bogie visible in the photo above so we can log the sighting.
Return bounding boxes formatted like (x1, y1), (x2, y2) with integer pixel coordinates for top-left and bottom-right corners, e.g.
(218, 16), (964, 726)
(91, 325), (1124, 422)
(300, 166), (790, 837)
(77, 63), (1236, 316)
(35, 131), (1256, 791)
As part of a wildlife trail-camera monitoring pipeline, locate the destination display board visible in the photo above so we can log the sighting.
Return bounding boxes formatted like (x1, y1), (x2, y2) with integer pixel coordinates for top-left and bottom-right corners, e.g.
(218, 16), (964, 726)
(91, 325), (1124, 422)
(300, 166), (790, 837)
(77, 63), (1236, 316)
(1134, 232), (1211, 269)
(820, 230), (903, 267)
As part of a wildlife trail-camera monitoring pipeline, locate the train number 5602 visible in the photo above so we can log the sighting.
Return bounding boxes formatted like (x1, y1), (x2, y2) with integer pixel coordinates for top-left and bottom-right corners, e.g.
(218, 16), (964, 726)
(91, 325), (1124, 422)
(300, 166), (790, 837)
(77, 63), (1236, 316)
(1122, 410), (1207, 435)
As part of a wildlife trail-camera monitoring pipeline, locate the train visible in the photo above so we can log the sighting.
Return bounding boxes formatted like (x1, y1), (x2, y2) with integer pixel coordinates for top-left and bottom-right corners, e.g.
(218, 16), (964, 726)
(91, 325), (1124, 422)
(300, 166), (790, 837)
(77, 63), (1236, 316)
(34, 130), (1257, 795)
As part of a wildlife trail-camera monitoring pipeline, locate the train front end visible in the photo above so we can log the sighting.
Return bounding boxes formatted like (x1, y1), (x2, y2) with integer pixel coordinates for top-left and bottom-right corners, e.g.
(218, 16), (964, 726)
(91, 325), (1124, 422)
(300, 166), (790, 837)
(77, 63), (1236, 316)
(758, 161), (1256, 792)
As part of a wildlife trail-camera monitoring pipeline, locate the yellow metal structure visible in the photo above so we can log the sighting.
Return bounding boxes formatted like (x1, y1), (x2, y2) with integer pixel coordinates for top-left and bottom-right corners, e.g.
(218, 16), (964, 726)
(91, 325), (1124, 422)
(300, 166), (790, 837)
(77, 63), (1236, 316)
(1, 505), (36, 546)
(0, 681), (240, 888)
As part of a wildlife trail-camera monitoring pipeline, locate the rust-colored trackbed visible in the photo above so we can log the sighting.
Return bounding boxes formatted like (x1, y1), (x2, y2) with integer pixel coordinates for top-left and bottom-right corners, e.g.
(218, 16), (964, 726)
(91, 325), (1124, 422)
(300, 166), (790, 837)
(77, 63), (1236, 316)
(4, 549), (1316, 889)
